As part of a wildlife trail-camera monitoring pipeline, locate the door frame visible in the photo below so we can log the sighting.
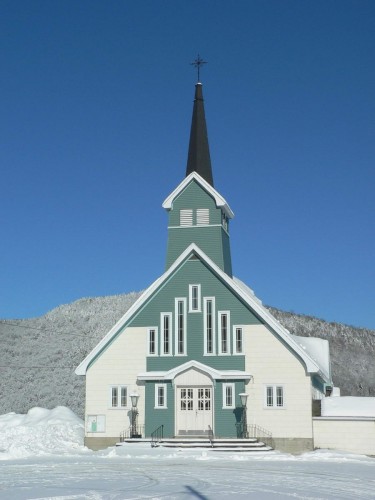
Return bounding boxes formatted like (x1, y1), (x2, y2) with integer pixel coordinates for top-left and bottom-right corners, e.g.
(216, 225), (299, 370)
(175, 384), (214, 437)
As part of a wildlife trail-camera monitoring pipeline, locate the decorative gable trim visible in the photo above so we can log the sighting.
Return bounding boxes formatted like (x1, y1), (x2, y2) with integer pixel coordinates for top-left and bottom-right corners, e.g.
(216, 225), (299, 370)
(137, 360), (252, 382)
(162, 172), (234, 219)
(75, 243), (329, 382)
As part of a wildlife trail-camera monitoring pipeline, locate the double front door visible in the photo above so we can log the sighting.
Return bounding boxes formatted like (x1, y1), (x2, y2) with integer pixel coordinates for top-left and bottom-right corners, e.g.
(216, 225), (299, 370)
(176, 386), (212, 436)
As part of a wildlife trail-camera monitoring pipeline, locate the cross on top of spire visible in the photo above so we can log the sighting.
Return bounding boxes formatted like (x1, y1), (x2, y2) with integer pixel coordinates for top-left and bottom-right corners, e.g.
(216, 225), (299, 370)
(190, 54), (207, 82)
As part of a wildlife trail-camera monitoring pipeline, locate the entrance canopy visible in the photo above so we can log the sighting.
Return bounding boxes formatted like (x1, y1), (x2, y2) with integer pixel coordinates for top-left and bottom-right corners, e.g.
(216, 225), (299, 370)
(137, 359), (252, 384)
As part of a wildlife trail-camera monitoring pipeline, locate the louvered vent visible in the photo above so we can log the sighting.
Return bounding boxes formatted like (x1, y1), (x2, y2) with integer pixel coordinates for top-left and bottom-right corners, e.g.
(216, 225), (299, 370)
(180, 209), (193, 226)
(196, 208), (209, 225)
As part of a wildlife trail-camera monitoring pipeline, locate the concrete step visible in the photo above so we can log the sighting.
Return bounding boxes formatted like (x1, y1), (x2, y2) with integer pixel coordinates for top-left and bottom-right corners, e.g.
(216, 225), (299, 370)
(117, 437), (273, 452)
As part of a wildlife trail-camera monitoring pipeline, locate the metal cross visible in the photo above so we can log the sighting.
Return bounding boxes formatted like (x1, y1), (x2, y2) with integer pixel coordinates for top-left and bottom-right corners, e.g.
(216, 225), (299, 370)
(190, 54), (207, 82)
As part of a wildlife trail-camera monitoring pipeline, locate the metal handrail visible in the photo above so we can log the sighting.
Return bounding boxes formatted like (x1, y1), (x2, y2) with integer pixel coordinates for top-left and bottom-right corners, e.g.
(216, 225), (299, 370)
(208, 425), (214, 447)
(150, 424), (164, 447)
(120, 424), (145, 442)
(247, 424), (274, 448)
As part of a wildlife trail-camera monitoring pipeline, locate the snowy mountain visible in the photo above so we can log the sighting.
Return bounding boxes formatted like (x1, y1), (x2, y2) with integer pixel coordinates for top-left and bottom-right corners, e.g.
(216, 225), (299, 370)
(1, 291), (374, 417)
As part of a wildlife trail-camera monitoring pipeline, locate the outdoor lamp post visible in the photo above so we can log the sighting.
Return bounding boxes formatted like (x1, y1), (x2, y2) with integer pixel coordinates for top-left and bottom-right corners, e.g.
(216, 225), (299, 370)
(130, 393), (140, 438)
(239, 392), (248, 438)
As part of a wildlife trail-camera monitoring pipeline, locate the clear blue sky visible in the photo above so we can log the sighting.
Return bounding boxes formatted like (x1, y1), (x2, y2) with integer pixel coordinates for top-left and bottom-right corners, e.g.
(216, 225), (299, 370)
(1, 0), (374, 329)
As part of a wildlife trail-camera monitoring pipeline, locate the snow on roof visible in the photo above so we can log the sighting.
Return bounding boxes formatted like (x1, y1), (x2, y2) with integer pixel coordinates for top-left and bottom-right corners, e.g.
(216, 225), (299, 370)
(162, 171), (234, 218)
(291, 335), (331, 382)
(233, 277), (263, 306)
(322, 397), (375, 418)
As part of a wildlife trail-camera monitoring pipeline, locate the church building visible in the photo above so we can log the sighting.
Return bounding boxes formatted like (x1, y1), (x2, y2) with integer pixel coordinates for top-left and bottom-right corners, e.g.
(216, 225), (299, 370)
(76, 79), (332, 453)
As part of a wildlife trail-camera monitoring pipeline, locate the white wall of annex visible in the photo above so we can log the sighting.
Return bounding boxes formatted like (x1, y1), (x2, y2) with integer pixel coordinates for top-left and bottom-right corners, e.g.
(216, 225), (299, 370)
(244, 324), (313, 439)
(313, 418), (375, 455)
(85, 327), (147, 438)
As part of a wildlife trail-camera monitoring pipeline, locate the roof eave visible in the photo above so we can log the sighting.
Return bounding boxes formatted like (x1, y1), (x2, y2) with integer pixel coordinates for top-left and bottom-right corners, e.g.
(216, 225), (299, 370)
(162, 172), (234, 218)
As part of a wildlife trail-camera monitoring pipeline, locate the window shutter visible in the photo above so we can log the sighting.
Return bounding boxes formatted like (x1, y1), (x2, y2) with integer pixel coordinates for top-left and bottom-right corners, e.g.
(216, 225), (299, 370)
(180, 209), (193, 226)
(196, 208), (209, 225)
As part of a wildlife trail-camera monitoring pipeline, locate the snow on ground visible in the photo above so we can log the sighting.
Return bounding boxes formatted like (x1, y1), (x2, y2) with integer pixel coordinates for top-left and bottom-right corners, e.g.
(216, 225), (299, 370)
(1, 407), (375, 499)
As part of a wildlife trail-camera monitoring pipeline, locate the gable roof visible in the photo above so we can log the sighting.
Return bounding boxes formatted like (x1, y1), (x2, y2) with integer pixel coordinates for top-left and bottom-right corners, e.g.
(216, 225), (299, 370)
(75, 243), (330, 382)
(162, 171), (234, 219)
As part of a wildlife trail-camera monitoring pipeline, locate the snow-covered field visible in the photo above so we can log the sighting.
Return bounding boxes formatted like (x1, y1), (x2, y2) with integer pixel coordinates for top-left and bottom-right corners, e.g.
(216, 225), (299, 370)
(1, 408), (375, 499)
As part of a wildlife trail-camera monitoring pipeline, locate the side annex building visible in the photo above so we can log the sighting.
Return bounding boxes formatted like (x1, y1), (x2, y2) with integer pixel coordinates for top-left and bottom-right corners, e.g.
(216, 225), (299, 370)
(76, 82), (332, 453)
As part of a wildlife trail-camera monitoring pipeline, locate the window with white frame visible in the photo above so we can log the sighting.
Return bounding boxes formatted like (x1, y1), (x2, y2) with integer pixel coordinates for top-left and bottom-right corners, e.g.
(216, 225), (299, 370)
(109, 385), (128, 409)
(180, 209), (193, 226)
(233, 326), (244, 354)
(218, 311), (230, 354)
(161, 313), (172, 355)
(175, 298), (187, 355)
(265, 385), (284, 408)
(203, 297), (215, 355)
(189, 284), (201, 312)
(147, 327), (158, 356)
(155, 384), (167, 408)
(222, 383), (235, 409)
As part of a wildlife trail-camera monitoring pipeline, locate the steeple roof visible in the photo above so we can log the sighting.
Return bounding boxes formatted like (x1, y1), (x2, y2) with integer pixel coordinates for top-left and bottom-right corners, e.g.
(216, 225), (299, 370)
(185, 83), (214, 186)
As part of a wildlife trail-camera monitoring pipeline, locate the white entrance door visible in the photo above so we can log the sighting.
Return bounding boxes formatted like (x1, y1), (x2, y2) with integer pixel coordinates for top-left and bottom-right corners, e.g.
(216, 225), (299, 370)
(177, 387), (212, 436)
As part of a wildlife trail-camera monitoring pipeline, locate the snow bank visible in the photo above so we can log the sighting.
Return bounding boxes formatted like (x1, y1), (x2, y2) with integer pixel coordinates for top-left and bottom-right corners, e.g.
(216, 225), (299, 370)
(0, 406), (86, 460)
(322, 396), (375, 417)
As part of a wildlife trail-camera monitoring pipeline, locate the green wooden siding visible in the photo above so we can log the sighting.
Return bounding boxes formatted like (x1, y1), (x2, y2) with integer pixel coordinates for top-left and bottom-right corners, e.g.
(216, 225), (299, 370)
(165, 179), (232, 274)
(127, 258), (262, 372)
(145, 381), (175, 438)
(214, 381), (245, 438)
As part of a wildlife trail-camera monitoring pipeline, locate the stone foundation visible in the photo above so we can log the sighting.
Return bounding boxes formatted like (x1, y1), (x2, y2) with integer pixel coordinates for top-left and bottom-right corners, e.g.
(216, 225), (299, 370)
(84, 437), (119, 451)
(272, 437), (314, 454)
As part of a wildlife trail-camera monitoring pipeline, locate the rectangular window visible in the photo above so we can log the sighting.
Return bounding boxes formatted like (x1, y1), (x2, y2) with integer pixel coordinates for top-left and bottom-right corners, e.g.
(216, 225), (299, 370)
(161, 313), (172, 355)
(223, 383), (235, 409)
(233, 326), (243, 354)
(175, 298), (187, 355)
(189, 284), (201, 312)
(276, 386), (284, 407)
(265, 386), (284, 408)
(203, 297), (215, 355)
(111, 386), (118, 407)
(147, 327), (158, 356)
(109, 385), (128, 408)
(155, 384), (167, 408)
(218, 311), (230, 354)
(196, 208), (209, 225)
(266, 386), (273, 407)
(180, 209), (193, 226)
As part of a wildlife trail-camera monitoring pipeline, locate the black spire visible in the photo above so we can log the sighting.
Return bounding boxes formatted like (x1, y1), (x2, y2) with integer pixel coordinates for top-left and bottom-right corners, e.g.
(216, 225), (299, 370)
(185, 82), (214, 186)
